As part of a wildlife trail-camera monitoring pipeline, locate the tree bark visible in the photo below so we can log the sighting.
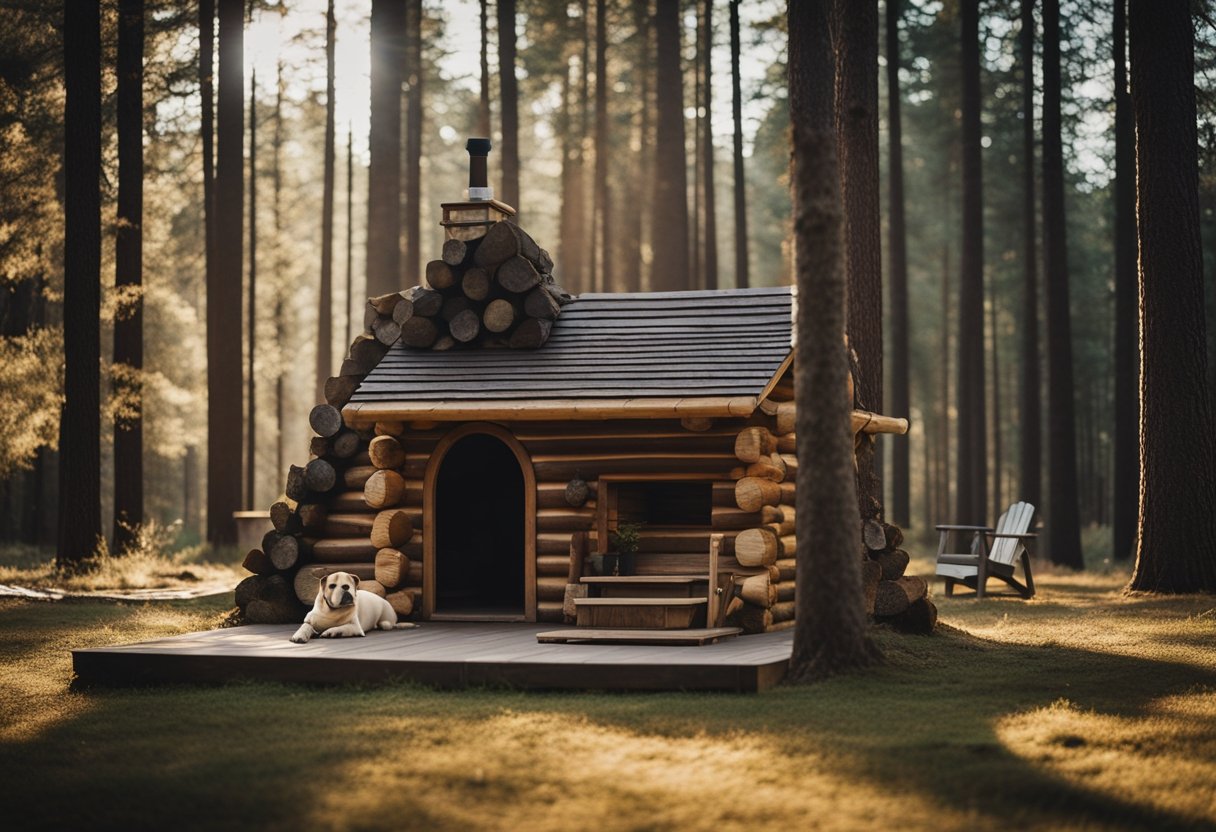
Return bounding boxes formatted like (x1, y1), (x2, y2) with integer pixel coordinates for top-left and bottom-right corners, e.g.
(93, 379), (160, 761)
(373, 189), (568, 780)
(479, 0), (490, 137)
(787, 0), (877, 682)
(1019, 0), (1042, 516)
(1113, 0), (1138, 561)
(498, 0), (520, 211)
(1128, 0), (1216, 593)
(318, 0), (336, 402)
(886, 0), (909, 528)
(345, 127), (354, 347)
(651, 0), (690, 291)
(246, 67), (258, 511)
(955, 0), (986, 526)
(834, 0), (882, 415)
(367, 0), (404, 296)
(208, 0), (244, 545)
(729, 0), (748, 289)
(404, 0), (423, 281)
(1042, 0), (1083, 569)
(58, 0), (103, 568)
(700, 0), (718, 291)
(112, 0), (144, 554)
(592, 0), (609, 291)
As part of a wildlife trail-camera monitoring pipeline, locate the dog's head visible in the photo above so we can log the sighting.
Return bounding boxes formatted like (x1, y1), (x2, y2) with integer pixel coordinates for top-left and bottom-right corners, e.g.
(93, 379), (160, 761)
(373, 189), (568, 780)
(317, 570), (360, 609)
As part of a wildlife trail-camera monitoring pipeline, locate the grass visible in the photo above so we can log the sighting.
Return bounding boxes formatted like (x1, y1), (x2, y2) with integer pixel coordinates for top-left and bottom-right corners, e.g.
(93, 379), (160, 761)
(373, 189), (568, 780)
(2, 558), (1214, 831)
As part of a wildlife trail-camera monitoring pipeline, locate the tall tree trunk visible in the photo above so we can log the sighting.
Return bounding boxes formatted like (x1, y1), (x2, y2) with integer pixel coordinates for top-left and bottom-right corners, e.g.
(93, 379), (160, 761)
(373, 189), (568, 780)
(991, 290), (1002, 518)
(834, 0), (882, 414)
(246, 66), (257, 511)
(630, 0), (651, 291)
(886, 0), (909, 527)
(955, 0), (986, 525)
(700, 0), (718, 291)
(1042, 0), (1083, 569)
(404, 0), (423, 281)
(200, 0), (216, 336)
(1112, 0), (1138, 561)
(498, 0), (520, 211)
(729, 0), (748, 289)
(274, 66), (286, 486)
(112, 0), (144, 553)
(1019, 0), (1042, 515)
(592, 0), (609, 291)
(651, 0), (690, 291)
(1128, 0), (1216, 593)
(58, 0), (102, 568)
(478, 0), (490, 137)
(367, 0), (404, 297)
(939, 242), (951, 523)
(345, 126), (354, 348)
(317, 0), (335, 402)
(558, 53), (585, 290)
(787, 0), (876, 682)
(207, 0), (244, 545)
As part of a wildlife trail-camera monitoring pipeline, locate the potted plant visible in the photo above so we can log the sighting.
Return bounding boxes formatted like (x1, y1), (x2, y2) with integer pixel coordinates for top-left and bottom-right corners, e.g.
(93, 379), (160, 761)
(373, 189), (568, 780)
(608, 521), (644, 576)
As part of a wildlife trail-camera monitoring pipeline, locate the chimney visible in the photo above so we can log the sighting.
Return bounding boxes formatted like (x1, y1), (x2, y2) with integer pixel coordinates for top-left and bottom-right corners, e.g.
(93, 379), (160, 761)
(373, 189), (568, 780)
(440, 137), (516, 241)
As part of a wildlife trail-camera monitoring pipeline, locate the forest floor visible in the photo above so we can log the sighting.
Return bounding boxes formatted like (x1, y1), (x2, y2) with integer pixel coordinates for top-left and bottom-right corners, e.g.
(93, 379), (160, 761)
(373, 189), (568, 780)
(0, 554), (1213, 831)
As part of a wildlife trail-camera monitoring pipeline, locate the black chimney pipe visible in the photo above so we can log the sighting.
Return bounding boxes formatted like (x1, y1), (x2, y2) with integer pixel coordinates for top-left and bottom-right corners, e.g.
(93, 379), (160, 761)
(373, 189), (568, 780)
(466, 137), (492, 200)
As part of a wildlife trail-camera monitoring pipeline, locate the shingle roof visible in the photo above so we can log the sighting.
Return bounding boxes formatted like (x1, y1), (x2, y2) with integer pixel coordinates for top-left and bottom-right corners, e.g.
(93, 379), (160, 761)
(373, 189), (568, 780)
(349, 286), (794, 403)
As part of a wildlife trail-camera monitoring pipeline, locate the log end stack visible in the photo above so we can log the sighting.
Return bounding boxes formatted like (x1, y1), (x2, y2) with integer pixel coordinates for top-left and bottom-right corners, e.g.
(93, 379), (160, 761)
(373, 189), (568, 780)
(233, 409), (424, 626)
(864, 519), (936, 634)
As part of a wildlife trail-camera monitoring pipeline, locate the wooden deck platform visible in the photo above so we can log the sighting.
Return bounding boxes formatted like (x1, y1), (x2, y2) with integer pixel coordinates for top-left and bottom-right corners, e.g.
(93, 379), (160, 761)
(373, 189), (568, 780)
(72, 622), (793, 692)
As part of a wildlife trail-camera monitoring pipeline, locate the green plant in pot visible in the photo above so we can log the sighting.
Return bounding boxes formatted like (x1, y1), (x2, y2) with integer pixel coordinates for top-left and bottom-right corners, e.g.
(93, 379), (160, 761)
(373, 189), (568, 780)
(608, 521), (644, 576)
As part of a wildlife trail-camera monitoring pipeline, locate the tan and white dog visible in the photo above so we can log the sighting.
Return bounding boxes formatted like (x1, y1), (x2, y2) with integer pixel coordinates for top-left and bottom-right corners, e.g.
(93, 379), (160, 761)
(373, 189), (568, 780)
(290, 570), (414, 643)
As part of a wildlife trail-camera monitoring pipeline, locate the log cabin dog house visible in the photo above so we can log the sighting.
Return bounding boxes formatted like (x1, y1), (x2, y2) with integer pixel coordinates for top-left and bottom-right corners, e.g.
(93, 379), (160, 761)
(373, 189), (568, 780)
(237, 141), (912, 644)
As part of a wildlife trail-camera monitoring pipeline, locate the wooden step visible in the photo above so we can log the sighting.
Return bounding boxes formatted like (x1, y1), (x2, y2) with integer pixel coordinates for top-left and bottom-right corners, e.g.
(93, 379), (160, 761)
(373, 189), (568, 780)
(536, 627), (743, 646)
(574, 597), (708, 629)
(581, 575), (709, 599)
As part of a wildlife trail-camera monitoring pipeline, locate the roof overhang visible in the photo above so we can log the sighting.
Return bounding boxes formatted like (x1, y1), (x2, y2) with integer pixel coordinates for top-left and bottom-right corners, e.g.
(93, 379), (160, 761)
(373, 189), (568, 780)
(342, 395), (761, 426)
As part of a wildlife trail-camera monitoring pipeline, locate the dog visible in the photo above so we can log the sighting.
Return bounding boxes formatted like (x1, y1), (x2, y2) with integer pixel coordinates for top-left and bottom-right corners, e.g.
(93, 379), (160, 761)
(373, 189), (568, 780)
(290, 570), (415, 643)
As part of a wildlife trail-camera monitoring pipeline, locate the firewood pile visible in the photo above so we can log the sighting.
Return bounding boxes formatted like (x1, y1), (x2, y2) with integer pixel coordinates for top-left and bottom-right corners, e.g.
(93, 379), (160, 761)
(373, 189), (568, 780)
(234, 404), (420, 624)
(372, 220), (571, 352)
(862, 518), (936, 633)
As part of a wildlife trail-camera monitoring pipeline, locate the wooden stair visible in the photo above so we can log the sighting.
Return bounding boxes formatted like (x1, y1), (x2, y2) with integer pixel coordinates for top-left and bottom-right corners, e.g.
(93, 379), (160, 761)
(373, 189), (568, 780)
(574, 596), (707, 629)
(536, 627), (742, 645)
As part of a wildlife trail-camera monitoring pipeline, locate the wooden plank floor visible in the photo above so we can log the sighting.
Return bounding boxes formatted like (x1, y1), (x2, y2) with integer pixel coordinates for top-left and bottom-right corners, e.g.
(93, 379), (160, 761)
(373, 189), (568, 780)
(72, 623), (793, 692)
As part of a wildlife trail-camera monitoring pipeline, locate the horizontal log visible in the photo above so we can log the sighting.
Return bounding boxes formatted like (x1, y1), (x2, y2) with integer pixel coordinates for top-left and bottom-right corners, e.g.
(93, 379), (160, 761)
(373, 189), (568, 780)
(738, 573), (775, 608)
(269, 501), (302, 535)
(517, 433), (736, 457)
(531, 453), (737, 481)
(737, 604), (772, 634)
(364, 469), (406, 509)
(329, 482), (422, 512)
(871, 548), (910, 581)
(371, 509), (414, 549)
(774, 558), (796, 582)
(374, 420), (406, 436)
(536, 507), (596, 532)
(375, 547), (410, 589)
(369, 435), (407, 470)
(771, 600), (795, 623)
(343, 465), (379, 490)
(873, 576), (927, 617)
(775, 580), (795, 603)
(310, 404), (344, 438)
(886, 597), (937, 634)
(298, 503), (328, 532)
(323, 513), (374, 537)
(385, 589), (414, 617)
(536, 553), (571, 575)
(242, 548), (273, 576)
(311, 537), (378, 563)
(536, 600), (564, 623)
(537, 481), (600, 508)
(536, 576), (568, 603)
(734, 478), (795, 512)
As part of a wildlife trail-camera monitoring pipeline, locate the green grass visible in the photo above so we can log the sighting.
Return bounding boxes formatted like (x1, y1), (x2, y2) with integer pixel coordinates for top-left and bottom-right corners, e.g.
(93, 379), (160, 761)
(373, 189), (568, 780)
(2, 562), (1214, 831)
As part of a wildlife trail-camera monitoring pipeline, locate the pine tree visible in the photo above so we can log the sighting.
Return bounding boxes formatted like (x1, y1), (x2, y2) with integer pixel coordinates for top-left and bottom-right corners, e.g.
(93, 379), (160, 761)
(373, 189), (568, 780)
(729, 0), (748, 289)
(317, 0), (336, 401)
(498, 0), (520, 210)
(886, 0), (910, 528)
(651, 0), (690, 290)
(367, 0), (404, 296)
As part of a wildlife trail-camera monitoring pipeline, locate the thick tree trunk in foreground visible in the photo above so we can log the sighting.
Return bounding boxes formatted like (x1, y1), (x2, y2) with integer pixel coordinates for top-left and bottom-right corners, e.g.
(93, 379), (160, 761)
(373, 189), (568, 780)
(112, 0), (144, 553)
(651, 0), (690, 290)
(1019, 0), (1042, 515)
(317, 0), (336, 402)
(479, 0), (490, 136)
(787, 0), (877, 682)
(729, 0), (748, 289)
(700, 0), (718, 291)
(246, 68), (258, 510)
(592, 0), (609, 290)
(59, 0), (102, 568)
(955, 0), (986, 526)
(498, 0), (520, 211)
(208, 0), (244, 545)
(404, 0), (423, 280)
(367, 0), (404, 296)
(1112, 0), (1139, 562)
(886, 0), (909, 527)
(1128, 0), (1216, 593)
(1042, 0), (1083, 569)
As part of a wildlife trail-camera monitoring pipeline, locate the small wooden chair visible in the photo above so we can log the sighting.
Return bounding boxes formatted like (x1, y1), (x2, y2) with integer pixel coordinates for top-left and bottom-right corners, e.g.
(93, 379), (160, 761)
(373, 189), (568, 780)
(935, 501), (1037, 599)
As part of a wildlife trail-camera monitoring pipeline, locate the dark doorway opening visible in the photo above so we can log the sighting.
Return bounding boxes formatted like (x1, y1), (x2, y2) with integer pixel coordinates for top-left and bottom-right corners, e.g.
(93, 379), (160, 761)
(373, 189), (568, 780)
(435, 433), (525, 616)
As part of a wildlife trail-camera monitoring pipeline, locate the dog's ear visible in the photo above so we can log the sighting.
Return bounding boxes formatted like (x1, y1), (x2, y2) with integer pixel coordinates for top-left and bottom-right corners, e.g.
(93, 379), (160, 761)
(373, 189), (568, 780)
(349, 574), (361, 589)
(314, 571), (329, 601)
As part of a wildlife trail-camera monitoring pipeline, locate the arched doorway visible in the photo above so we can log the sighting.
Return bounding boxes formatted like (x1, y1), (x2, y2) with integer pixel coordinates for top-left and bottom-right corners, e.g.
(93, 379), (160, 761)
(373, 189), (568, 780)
(424, 424), (536, 620)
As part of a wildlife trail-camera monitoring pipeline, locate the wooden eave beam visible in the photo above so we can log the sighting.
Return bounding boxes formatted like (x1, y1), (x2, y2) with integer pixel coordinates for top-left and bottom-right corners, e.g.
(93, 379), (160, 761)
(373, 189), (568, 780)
(342, 396), (760, 426)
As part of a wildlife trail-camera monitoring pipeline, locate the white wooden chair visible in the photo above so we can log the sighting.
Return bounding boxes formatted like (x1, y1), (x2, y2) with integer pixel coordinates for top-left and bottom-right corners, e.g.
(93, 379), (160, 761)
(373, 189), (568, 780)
(935, 501), (1037, 599)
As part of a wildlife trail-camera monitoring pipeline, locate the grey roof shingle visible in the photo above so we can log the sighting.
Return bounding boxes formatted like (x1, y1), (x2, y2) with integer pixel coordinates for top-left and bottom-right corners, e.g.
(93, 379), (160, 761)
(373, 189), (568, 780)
(349, 286), (794, 402)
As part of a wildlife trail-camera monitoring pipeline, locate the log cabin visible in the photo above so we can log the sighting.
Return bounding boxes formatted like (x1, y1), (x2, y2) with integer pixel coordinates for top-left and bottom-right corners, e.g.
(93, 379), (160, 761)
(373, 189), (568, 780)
(236, 140), (913, 642)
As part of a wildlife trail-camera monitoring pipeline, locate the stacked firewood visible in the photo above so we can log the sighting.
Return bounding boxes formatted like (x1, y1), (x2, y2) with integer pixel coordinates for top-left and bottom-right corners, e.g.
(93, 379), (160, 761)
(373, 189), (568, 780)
(233, 404), (421, 624)
(862, 518), (936, 632)
(371, 220), (570, 353)
(726, 426), (799, 634)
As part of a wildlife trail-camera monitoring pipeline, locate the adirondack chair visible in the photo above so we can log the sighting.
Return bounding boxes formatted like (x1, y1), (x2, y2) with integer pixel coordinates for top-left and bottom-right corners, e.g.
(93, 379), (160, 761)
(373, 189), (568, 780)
(935, 501), (1037, 599)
